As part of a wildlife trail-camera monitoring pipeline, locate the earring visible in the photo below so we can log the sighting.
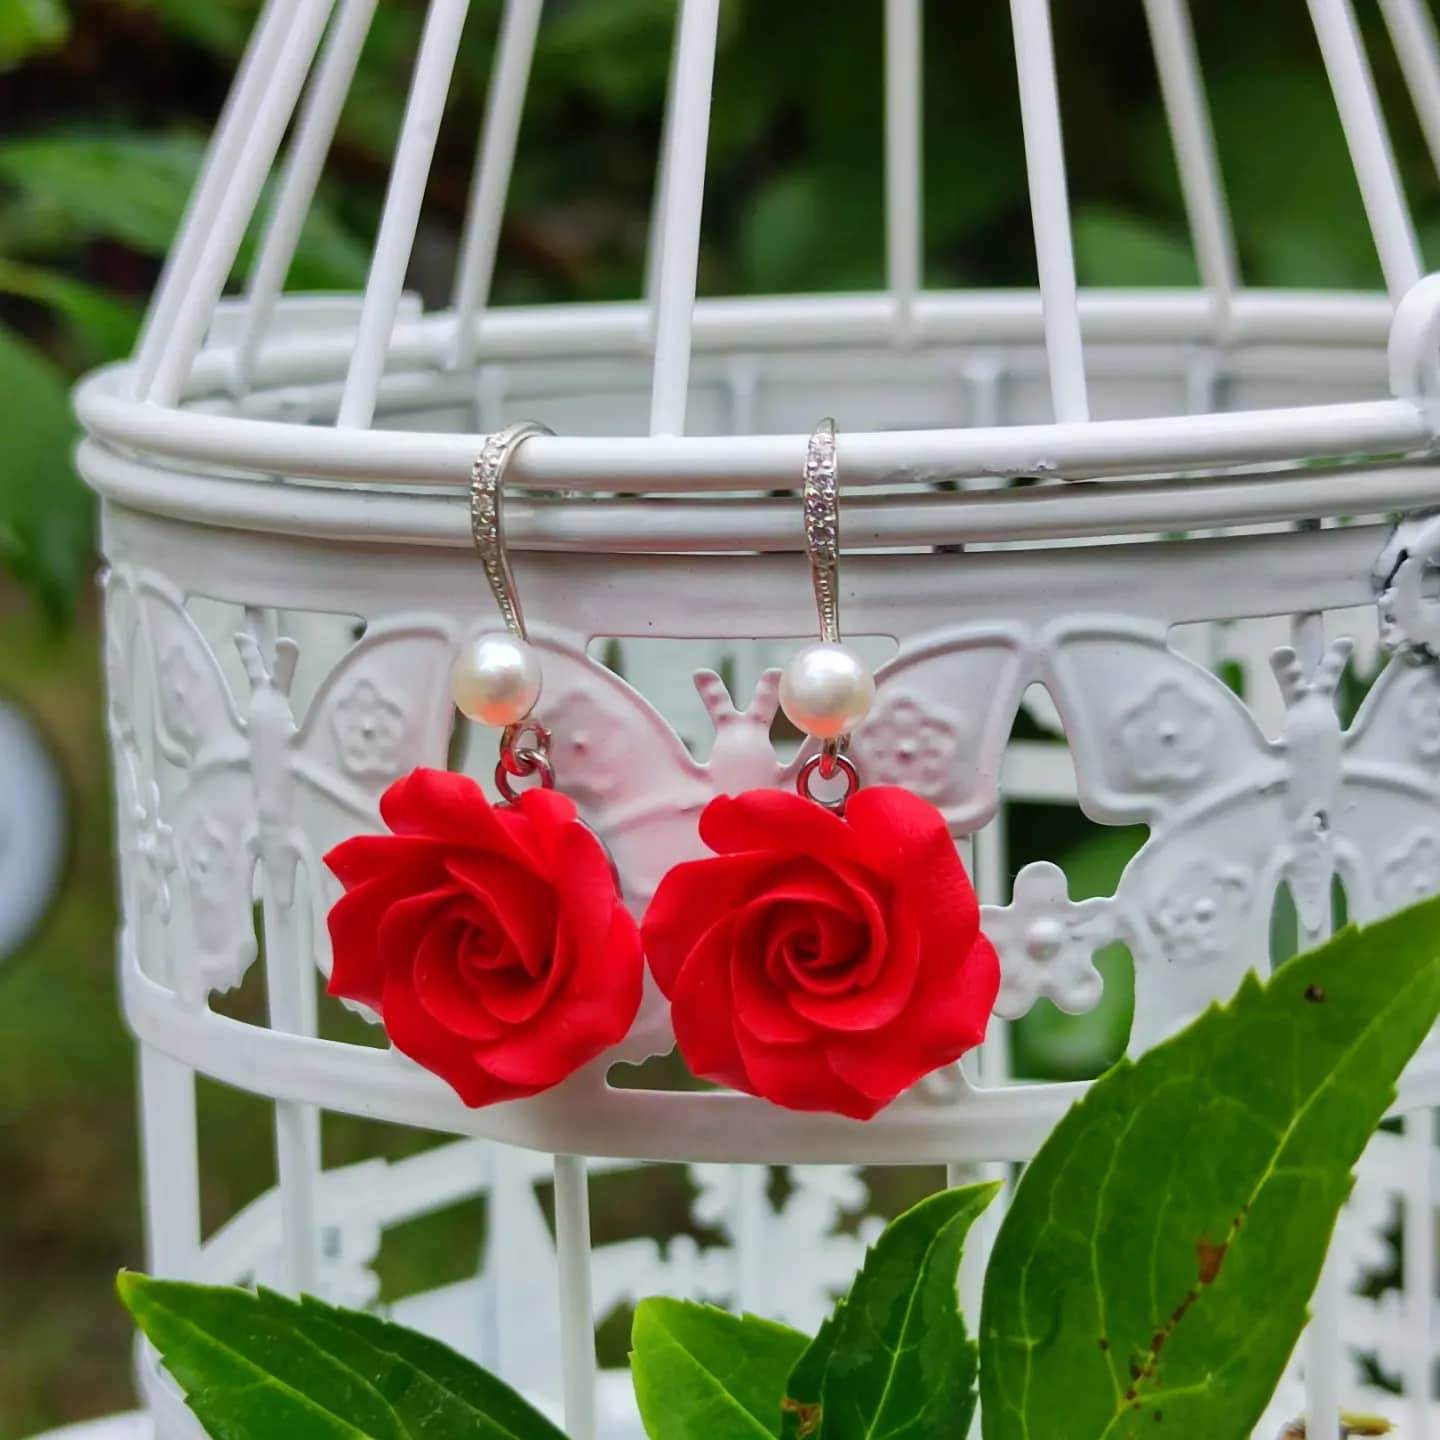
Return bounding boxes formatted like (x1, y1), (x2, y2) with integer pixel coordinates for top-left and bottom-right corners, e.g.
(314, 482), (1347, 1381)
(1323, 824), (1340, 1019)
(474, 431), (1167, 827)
(641, 419), (1000, 1120)
(325, 423), (643, 1107)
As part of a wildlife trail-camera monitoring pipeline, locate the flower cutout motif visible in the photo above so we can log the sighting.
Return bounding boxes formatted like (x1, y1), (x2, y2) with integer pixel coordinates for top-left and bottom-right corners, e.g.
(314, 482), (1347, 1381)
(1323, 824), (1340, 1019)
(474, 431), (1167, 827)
(331, 677), (407, 778)
(985, 861), (1112, 1019)
(157, 645), (203, 752)
(1378, 829), (1440, 910)
(1148, 856), (1249, 965)
(850, 696), (960, 799)
(1115, 679), (1216, 786)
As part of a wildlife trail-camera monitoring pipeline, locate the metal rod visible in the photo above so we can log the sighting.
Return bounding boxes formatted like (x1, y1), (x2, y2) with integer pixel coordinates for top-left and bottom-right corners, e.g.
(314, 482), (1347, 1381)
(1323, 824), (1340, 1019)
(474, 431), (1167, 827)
(337, 0), (473, 429)
(138, 1045), (202, 1278)
(1307, 0), (1424, 301)
(644, 9), (685, 311)
(647, 0), (721, 437)
(235, 0), (380, 394)
(451, 0), (545, 371)
(1142, 0), (1239, 330)
(133, 0), (290, 382)
(553, 1153), (597, 1440)
(260, 864), (321, 1295)
(885, 0), (923, 344)
(1009, 0), (1089, 422)
(1380, 0), (1440, 182)
(1402, 1110), (1435, 1439)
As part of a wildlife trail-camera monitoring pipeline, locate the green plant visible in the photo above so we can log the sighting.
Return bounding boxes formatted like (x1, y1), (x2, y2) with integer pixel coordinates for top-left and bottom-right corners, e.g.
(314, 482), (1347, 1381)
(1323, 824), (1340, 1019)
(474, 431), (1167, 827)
(119, 896), (1440, 1439)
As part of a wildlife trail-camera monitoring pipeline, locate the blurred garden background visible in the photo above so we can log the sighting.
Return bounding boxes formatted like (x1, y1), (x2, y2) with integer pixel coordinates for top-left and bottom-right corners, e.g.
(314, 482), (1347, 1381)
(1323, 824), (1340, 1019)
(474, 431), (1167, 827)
(4, 0), (1440, 1432)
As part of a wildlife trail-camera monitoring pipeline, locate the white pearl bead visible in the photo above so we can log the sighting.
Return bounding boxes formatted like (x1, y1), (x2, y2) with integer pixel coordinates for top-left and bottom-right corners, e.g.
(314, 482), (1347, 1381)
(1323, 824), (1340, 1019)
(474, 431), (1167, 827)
(779, 642), (875, 740)
(451, 633), (542, 727)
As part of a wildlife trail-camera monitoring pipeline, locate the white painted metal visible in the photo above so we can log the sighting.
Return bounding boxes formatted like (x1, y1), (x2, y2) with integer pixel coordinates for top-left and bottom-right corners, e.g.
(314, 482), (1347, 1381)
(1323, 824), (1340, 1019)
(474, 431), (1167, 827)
(338, 0), (472, 429)
(451, 0), (545, 373)
(1009, 0), (1088, 422)
(554, 1155), (597, 1440)
(1307, 0), (1424, 301)
(646, 0), (719, 437)
(66, 1), (1440, 1435)
(1142, 0), (1239, 331)
(1382, 0), (1440, 182)
(235, 0), (380, 394)
(143, 0), (336, 406)
(884, 0), (923, 344)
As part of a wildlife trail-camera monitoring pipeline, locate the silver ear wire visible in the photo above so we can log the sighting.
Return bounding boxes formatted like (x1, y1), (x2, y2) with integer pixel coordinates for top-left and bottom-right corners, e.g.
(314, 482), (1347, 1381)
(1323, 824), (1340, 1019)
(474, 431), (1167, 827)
(803, 417), (841, 645)
(454, 421), (557, 799)
(469, 420), (553, 640)
(781, 419), (871, 813)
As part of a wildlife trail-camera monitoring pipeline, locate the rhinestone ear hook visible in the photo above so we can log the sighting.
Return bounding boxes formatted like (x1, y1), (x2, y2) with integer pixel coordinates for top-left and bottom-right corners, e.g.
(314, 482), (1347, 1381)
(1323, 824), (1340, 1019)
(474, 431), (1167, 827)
(451, 420), (557, 799)
(780, 418), (873, 811)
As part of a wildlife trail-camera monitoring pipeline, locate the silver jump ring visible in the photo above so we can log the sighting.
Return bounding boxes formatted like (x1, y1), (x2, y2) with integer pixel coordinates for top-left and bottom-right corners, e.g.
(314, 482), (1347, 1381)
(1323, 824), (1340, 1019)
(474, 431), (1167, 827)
(495, 750), (555, 803)
(803, 417), (840, 645)
(796, 751), (860, 814)
(500, 720), (551, 777)
(470, 420), (553, 640)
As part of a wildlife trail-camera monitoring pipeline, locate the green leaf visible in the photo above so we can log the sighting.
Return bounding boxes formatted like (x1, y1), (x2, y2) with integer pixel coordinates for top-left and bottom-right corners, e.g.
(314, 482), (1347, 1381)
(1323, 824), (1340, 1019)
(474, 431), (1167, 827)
(788, 1182), (999, 1440)
(980, 896), (1440, 1440)
(777, 1311), (838, 1440)
(0, 320), (93, 619)
(631, 1298), (810, 1440)
(1072, 206), (1199, 288)
(117, 1272), (565, 1439)
(131, 0), (254, 58)
(0, 0), (68, 66)
(0, 257), (140, 361)
(0, 132), (370, 289)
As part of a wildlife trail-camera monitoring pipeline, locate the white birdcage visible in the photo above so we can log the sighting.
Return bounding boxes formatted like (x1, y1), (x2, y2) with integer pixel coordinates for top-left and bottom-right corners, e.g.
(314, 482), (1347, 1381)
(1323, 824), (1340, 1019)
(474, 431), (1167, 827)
(65, 1), (1440, 1437)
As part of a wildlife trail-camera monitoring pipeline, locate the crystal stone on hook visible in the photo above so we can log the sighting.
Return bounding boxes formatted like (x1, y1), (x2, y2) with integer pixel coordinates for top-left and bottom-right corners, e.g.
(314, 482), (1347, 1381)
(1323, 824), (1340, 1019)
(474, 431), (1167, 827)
(67, 1), (1440, 1438)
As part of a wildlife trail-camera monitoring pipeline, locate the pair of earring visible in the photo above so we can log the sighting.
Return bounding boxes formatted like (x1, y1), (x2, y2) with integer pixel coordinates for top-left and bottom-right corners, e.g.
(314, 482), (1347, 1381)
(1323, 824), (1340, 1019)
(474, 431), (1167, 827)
(325, 422), (999, 1120)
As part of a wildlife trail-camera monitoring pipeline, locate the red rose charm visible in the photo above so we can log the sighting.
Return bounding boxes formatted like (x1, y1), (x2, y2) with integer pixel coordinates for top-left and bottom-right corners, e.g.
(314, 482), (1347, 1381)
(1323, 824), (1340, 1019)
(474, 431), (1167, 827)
(325, 767), (643, 1107)
(641, 785), (1000, 1119)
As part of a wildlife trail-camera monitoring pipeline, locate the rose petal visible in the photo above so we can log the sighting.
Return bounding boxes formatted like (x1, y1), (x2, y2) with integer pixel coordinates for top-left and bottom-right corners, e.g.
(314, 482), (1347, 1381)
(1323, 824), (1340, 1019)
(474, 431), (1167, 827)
(732, 1027), (882, 1119)
(699, 789), (866, 865)
(378, 768), (540, 868)
(382, 964), (536, 1107)
(475, 907), (643, 1086)
(413, 917), (511, 1041)
(547, 811), (629, 998)
(444, 853), (556, 977)
(730, 936), (817, 1045)
(848, 785), (979, 946)
(326, 876), (394, 1008)
(642, 850), (780, 994)
(667, 917), (751, 1090)
(827, 934), (1000, 1100)
(325, 832), (442, 889)
(786, 890), (911, 1032)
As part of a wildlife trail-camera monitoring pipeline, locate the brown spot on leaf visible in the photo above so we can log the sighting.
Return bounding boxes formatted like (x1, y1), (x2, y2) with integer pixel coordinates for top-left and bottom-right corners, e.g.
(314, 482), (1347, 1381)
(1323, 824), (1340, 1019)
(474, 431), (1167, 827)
(780, 1398), (821, 1438)
(1305, 984), (1326, 1004)
(1098, 1336), (1110, 1351)
(1196, 1237), (1228, 1285)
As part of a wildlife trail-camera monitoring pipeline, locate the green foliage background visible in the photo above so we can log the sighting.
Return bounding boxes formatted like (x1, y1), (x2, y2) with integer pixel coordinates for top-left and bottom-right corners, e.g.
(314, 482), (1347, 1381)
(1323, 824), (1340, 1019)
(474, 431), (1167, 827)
(2, 0), (1438, 1433)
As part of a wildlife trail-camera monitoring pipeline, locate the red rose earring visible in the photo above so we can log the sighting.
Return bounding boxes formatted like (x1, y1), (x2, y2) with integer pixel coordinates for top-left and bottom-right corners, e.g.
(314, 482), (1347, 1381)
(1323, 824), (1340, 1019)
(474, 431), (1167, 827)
(641, 419), (1000, 1120)
(325, 423), (643, 1107)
